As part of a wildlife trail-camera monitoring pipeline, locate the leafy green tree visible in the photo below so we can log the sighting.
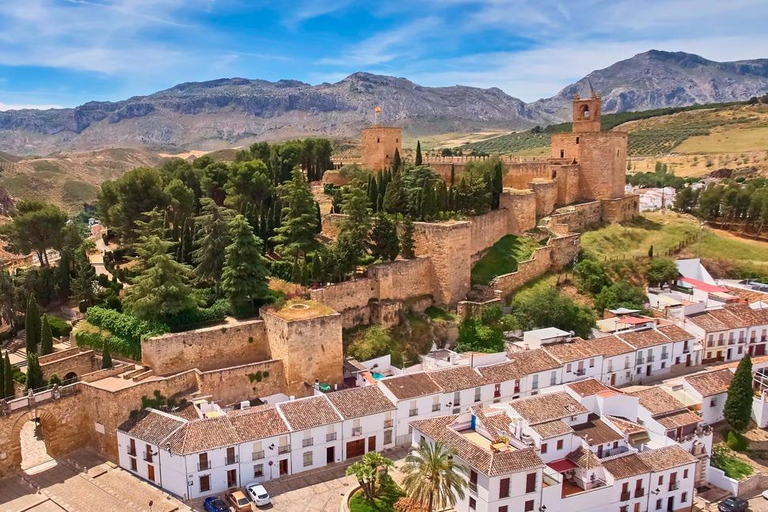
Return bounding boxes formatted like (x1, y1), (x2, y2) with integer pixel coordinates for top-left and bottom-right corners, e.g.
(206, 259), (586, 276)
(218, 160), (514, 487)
(338, 185), (372, 268)
(345, 452), (396, 502)
(271, 168), (320, 262)
(0, 200), (68, 266)
(455, 317), (504, 353)
(455, 167), (491, 215)
(71, 249), (97, 307)
(25, 352), (45, 391)
(369, 214), (399, 261)
(101, 340), (113, 369)
(724, 354), (753, 433)
(25, 296), (41, 354)
(123, 236), (196, 323)
(200, 162), (230, 205)
(348, 326), (402, 366)
(402, 440), (467, 512)
(3, 352), (14, 398)
(400, 216), (416, 259)
(594, 282), (647, 314)
(222, 215), (270, 315)
(574, 259), (611, 295)
(415, 141), (423, 167)
(645, 257), (679, 287)
(40, 316), (53, 356)
(225, 160), (272, 213)
(0, 270), (21, 330)
(382, 170), (408, 215)
(192, 199), (231, 291)
(511, 284), (596, 338)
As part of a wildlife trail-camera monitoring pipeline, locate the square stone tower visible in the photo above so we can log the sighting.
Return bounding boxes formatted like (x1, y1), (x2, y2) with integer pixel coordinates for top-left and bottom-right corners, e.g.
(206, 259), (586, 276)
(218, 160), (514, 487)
(361, 126), (402, 171)
(572, 94), (602, 133)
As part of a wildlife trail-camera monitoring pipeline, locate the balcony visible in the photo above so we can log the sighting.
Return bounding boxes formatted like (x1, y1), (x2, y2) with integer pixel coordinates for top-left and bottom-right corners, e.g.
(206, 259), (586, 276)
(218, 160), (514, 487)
(668, 482), (680, 492)
(252, 451), (265, 461)
(634, 488), (645, 498)
(127, 446), (137, 457)
(409, 409), (418, 417)
(278, 445), (290, 454)
(636, 359), (645, 366)
(352, 427), (363, 436)
(384, 419), (393, 428)
(621, 491), (631, 502)
(302, 438), (314, 448)
(647, 356), (655, 363)
(198, 461), (211, 471)
(326, 432), (337, 442)
(225, 454), (239, 465)
(432, 404), (441, 412)
(661, 353), (669, 360)
(142, 451), (153, 463)
(575, 369), (586, 376)
(469, 481), (478, 495)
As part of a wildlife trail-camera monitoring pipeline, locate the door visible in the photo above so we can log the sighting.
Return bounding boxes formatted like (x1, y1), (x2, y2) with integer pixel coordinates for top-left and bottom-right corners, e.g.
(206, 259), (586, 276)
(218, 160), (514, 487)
(646, 365), (652, 377)
(597, 445), (603, 458)
(686, 354), (692, 367)
(227, 469), (237, 488)
(279, 458), (288, 476)
(610, 373), (616, 386)
(367, 436), (376, 453)
(666, 496), (674, 512)
(326, 446), (335, 464)
(727, 349), (732, 360)
(346, 439), (365, 459)
(147, 464), (155, 482)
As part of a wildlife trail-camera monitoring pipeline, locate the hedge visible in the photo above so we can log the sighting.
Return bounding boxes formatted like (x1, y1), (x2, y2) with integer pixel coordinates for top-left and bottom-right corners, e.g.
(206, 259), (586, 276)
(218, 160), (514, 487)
(166, 299), (229, 332)
(86, 306), (167, 344)
(44, 315), (72, 337)
(74, 330), (141, 360)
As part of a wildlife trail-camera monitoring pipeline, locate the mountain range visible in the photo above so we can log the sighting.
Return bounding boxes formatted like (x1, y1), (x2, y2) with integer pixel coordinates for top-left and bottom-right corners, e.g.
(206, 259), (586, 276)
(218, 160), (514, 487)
(1, 50), (768, 156)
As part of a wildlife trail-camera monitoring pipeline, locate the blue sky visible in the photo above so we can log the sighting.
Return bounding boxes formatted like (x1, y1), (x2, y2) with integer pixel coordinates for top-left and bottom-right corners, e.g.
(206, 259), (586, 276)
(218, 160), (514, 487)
(1, 0), (767, 110)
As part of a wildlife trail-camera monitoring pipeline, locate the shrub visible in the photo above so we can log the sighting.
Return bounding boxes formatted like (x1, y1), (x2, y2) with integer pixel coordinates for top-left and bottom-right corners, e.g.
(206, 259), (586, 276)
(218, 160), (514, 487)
(75, 330), (141, 360)
(165, 299), (229, 332)
(44, 315), (72, 337)
(726, 430), (750, 452)
(86, 306), (167, 344)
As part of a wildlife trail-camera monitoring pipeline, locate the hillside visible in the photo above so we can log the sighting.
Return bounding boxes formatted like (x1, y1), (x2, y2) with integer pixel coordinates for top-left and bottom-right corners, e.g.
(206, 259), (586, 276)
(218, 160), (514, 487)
(0, 148), (165, 211)
(1, 51), (767, 156)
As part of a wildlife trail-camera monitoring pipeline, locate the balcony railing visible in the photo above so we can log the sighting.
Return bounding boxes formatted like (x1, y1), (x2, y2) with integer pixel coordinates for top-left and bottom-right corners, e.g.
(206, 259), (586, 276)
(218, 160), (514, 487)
(326, 432), (337, 442)
(198, 461), (211, 471)
(469, 482), (478, 495)
(620, 491), (631, 502)
(278, 445), (290, 454)
(225, 454), (239, 465)
(661, 353), (669, 360)
(634, 488), (645, 498)
(384, 419), (393, 428)
(636, 358), (645, 365)
(647, 356), (655, 363)
(575, 369), (586, 376)
(409, 409), (418, 417)
(252, 451), (265, 461)
(352, 427), (363, 436)
(142, 451), (153, 463)
(668, 482), (680, 492)
(127, 446), (137, 457)
(432, 404), (441, 412)
(302, 438), (314, 447)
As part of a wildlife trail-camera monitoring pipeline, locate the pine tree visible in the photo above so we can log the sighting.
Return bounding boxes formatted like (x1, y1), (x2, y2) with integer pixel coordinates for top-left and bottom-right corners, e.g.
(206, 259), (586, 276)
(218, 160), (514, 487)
(724, 354), (753, 432)
(393, 148), (402, 172)
(222, 215), (270, 315)
(648, 245), (654, 259)
(40, 316), (53, 356)
(123, 236), (196, 323)
(315, 202), (322, 234)
(311, 253), (323, 283)
(71, 248), (97, 307)
(25, 352), (45, 391)
(401, 216), (416, 259)
(415, 141), (423, 166)
(271, 168), (320, 263)
(369, 214), (400, 261)
(368, 175), (378, 212)
(338, 185), (372, 268)
(101, 340), (113, 369)
(192, 199), (232, 291)
(382, 170), (408, 215)
(3, 352), (13, 398)
(25, 296), (41, 354)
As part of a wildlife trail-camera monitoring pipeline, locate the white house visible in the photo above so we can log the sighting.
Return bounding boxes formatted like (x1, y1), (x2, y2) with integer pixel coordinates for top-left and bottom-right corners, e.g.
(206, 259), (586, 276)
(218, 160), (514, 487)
(685, 304), (768, 362)
(378, 371), (444, 445)
(628, 387), (703, 443)
(681, 369), (733, 425)
(276, 395), (344, 474)
(477, 348), (562, 402)
(541, 337), (605, 384)
(615, 328), (677, 381)
(325, 385), (397, 458)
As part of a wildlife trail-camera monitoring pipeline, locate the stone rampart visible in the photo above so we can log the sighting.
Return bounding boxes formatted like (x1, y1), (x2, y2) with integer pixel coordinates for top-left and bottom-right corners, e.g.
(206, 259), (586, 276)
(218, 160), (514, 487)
(500, 190), (537, 235)
(142, 320), (270, 376)
(41, 350), (100, 381)
(529, 180), (558, 217)
(414, 220), (472, 305)
(196, 360), (286, 407)
(550, 201), (602, 233)
(601, 195), (640, 223)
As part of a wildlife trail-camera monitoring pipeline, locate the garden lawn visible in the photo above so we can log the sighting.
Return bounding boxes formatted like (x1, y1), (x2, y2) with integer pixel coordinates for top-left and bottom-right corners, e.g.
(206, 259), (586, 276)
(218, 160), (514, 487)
(471, 235), (541, 285)
(713, 452), (754, 480)
(348, 479), (404, 512)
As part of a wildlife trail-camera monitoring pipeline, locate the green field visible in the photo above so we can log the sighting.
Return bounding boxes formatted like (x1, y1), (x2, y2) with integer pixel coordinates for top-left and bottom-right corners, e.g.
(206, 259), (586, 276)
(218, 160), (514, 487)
(471, 235), (542, 285)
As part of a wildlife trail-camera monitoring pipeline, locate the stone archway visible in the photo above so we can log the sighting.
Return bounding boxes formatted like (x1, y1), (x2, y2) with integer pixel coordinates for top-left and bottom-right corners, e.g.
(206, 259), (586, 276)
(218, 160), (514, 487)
(10, 409), (60, 472)
(63, 372), (78, 383)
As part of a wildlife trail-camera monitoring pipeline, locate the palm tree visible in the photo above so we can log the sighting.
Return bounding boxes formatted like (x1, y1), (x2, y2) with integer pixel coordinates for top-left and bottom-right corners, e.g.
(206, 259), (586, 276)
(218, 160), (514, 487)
(401, 440), (467, 512)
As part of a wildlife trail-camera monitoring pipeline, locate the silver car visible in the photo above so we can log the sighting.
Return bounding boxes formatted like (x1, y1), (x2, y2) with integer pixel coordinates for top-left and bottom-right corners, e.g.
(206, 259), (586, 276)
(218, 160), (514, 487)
(245, 483), (271, 507)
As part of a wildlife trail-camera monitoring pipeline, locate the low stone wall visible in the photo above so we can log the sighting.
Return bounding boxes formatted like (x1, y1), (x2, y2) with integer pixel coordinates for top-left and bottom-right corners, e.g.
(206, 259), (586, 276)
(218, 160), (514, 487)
(469, 208), (512, 257)
(41, 350), (100, 381)
(530, 181), (557, 217)
(310, 278), (374, 328)
(601, 195), (640, 223)
(196, 360), (286, 407)
(142, 320), (270, 375)
(322, 170), (349, 187)
(79, 364), (129, 383)
(550, 201), (602, 233)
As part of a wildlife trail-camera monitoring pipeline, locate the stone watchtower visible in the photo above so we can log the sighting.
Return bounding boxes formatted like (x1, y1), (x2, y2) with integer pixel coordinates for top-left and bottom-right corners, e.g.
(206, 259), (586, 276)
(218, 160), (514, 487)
(360, 126), (402, 171)
(572, 93), (602, 133)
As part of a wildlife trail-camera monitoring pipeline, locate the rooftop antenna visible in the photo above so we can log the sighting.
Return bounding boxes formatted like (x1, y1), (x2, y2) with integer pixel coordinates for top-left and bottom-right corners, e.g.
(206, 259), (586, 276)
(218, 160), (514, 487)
(374, 106), (381, 125)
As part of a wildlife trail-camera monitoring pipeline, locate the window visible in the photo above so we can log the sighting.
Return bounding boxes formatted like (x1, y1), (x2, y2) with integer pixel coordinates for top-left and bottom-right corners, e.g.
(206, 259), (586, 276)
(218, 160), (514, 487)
(453, 391), (461, 407)
(474, 387), (481, 403)
(681, 492), (688, 503)
(550, 371), (557, 385)
(303, 430), (314, 447)
(499, 477), (510, 498)
(130, 457), (137, 471)
(254, 464), (264, 478)
(710, 398), (717, 407)
(658, 475), (663, 485)
(524, 500), (534, 512)
(200, 474), (211, 492)
(589, 358), (595, 368)
(556, 439), (563, 450)
(683, 469), (689, 479)
(433, 396), (441, 412)
(469, 497), (477, 510)
(656, 499), (662, 510)
(541, 443), (548, 454)
(499, 507), (508, 512)
(566, 363), (572, 373)
(576, 137), (580, 144)
(384, 429), (393, 445)
(303, 451), (313, 467)
(526, 473), (536, 493)
(409, 401), (418, 417)
(532, 375), (539, 390)
(198, 452), (210, 471)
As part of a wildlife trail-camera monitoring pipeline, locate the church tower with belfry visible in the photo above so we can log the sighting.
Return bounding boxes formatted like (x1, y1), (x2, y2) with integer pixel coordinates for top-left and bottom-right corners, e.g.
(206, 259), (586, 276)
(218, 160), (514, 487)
(360, 106), (402, 171)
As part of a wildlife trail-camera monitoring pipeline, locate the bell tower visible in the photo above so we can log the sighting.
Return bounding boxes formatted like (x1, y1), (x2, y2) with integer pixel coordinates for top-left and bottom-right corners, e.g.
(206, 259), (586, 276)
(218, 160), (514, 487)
(572, 91), (601, 133)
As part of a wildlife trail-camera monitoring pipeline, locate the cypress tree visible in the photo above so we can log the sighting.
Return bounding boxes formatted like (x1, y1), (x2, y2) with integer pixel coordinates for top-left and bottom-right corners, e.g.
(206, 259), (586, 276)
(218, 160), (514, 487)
(311, 253), (322, 283)
(3, 352), (14, 398)
(724, 354), (753, 432)
(40, 316), (53, 356)
(401, 216), (415, 259)
(25, 352), (45, 391)
(369, 214), (400, 262)
(222, 215), (271, 315)
(492, 161), (503, 210)
(25, 296), (41, 354)
(393, 148), (402, 172)
(193, 199), (231, 291)
(450, 164), (456, 187)
(72, 248), (97, 308)
(315, 202), (322, 234)
(415, 141), (423, 166)
(383, 170), (408, 215)
(101, 340), (113, 369)
(368, 178), (379, 212)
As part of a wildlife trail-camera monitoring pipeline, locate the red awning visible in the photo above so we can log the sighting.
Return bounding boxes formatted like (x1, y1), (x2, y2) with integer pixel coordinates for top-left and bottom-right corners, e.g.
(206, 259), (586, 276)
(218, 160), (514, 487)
(548, 459), (578, 473)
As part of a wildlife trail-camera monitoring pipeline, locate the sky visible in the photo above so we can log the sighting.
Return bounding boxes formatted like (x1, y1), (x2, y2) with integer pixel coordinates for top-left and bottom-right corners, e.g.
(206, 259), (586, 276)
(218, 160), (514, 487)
(0, 0), (767, 110)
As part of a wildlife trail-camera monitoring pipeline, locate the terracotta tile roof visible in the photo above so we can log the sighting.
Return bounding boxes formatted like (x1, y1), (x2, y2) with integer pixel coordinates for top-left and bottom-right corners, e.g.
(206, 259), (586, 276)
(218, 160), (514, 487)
(572, 414), (624, 445)
(118, 409), (186, 446)
(567, 446), (602, 469)
(628, 387), (686, 416)
(228, 405), (290, 440)
(685, 304), (768, 332)
(637, 445), (697, 471)
(510, 391), (588, 425)
(481, 411), (514, 437)
(411, 415), (544, 476)
(379, 372), (442, 400)
(656, 410), (702, 430)
(602, 453), (651, 479)
(530, 420), (573, 439)
(277, 395), (342, 431)
(616, 329), (673, 349)
(567, 378), (611, 397)
(685, 369), (733, 397)
(596, 335), (636, 357)
(542, 337), (603, 363)
(657, 324), (695, 343)
(607, 416), (647, 436)
(478, 349), (560, 383)
(326, 386), (395, 419)
(166, 415), (240, 455)
(426, 366), (487, 393)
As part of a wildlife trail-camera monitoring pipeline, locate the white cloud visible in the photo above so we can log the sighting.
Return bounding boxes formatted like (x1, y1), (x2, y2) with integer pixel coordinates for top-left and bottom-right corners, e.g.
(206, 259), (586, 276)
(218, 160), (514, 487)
(0, 102), (63, 111)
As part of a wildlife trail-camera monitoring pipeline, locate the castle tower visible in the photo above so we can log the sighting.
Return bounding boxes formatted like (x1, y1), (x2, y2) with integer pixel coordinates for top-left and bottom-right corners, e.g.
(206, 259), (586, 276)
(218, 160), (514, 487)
(572, 92), (602, 133)
(360, 107), (402, 171)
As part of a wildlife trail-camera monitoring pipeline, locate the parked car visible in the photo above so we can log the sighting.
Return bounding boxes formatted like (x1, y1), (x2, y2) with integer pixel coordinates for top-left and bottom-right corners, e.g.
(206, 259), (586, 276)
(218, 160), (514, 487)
(203, 496), (230, 512)
(762, 489), (768, 500)
(228, 490), (252, 512)
(245, 483), (271, 507)
(718, 497), (749, 512)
